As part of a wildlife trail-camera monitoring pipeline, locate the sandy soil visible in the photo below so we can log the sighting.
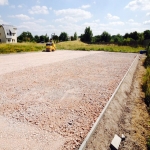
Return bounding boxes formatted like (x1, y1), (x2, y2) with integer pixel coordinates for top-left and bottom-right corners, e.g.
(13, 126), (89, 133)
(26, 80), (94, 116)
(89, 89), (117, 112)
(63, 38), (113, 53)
(0, 50), (137, 150)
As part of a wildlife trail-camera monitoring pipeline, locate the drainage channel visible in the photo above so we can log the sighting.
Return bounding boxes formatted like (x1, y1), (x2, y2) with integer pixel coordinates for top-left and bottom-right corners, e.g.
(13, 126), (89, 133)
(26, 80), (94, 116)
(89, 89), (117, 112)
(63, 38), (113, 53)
(79, 54), (140, 150)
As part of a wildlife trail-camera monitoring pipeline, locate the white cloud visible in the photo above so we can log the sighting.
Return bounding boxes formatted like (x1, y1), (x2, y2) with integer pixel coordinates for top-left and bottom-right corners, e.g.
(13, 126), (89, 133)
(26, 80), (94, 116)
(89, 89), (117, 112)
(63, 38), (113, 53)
(125, 0), (150, 11)
(18, 21), (42, 31)
(146, 12), (150, 16)
(46, 25), (54, 28)
(17, 21), (58, 36)
(126, 20), (141, 26)
(0, 0), (8, 5)
(49, 7), (52, 10)
(35, 19), (46, 23)
(106, 13), (120, 20)
(54, 8), (92, 22)
(0, 19), (9, 24)
(83, 22), (99, 28)
(29, 6), (49, 14)
(81, 5), (91, 9)
(10, 5), (15, 8)
(143, 20), (150, 25)
(128, 19), (134, 22)
(109, 21), (124, 25)
(18, 5), (22, 8)
(37, 0), (40, 4)
(9, 14), (33, 20)
(0, 19), (3, 24)
(93, 19), (100, 23)
(55, 16), (77, 23)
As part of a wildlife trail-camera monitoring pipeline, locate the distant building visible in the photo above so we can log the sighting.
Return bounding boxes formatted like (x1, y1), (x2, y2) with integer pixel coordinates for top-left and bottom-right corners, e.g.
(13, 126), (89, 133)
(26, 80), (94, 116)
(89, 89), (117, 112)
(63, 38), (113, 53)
(0, 24), (17, 43)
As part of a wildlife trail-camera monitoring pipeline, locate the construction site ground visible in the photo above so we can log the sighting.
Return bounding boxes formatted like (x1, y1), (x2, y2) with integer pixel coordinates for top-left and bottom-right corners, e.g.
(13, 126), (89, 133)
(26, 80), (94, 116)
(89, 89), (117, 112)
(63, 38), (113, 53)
(0, 50), (149, 150)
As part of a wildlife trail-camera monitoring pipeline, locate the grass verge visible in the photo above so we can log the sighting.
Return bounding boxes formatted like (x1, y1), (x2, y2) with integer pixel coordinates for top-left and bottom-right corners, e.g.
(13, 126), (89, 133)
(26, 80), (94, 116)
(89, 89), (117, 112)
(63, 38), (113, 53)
(142, 45), (150, 149)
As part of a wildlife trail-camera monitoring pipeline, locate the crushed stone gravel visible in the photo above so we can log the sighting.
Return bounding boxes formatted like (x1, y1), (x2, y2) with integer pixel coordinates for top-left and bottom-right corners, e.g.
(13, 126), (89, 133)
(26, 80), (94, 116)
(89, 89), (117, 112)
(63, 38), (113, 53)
(0, 50), (137, 150)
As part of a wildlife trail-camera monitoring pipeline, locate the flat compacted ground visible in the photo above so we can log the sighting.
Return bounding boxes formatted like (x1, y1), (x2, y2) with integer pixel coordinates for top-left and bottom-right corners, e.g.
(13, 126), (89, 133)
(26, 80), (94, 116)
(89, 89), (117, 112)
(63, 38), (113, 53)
(0, 50), (137, 150)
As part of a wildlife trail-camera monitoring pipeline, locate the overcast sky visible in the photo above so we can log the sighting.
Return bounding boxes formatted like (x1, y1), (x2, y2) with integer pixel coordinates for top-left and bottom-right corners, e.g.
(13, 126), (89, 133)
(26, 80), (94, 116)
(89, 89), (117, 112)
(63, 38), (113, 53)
(0, 0), (150, 37)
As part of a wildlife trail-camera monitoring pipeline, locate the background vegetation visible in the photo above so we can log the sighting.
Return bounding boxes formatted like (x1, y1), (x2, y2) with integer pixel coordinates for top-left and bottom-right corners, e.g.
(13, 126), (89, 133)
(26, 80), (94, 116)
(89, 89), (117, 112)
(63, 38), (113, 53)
(56, 40), (143, 53)
(143, 42), (150, 108)
(142, 42), (150, 149)
(0, 40), (144, 54)
(0, 43), (44, 54)
(16, 27), (150, 48)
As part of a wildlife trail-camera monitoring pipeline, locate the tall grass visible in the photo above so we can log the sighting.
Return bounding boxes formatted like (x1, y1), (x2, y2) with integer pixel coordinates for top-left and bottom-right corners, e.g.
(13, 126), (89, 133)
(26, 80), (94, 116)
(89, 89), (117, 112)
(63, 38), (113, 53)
(143, 67), (150, 107)
(143, 43), (150, 108)
(142, 43), (150, 150)
(0, 43), (44, 54)
(56, 41), (143, 53)
(0, 41), (144, 54)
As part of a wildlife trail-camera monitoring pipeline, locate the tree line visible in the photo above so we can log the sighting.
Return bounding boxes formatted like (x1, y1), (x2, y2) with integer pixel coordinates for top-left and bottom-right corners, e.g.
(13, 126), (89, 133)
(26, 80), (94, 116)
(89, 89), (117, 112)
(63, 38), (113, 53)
(81, 27), (150, 47)
(17, 27), (150, 46)
(17, 31), (77, 43)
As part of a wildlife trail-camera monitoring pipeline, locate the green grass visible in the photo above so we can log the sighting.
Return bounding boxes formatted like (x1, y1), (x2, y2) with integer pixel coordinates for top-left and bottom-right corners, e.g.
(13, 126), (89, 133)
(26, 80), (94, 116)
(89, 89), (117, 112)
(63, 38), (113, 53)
(143, 43), (150, 108)
(142, 44), (150, 149)
(143, 67), (150, 108)
(0, 40), (144, 54)
(0, 43), (44, 54)
(147, 135), (150, 150)
(56, 40), (144, 53)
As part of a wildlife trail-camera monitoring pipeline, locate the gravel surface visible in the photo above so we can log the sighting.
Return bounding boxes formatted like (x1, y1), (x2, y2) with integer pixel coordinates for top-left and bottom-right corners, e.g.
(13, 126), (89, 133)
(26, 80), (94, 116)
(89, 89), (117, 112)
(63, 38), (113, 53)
(0, 50), (137, 150)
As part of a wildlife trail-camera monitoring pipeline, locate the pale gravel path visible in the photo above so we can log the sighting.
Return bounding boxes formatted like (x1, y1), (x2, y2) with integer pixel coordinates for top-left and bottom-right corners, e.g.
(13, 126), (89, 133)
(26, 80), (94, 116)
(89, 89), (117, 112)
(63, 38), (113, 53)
(0, 50), (100, 75)
(0, 50), (137, 150)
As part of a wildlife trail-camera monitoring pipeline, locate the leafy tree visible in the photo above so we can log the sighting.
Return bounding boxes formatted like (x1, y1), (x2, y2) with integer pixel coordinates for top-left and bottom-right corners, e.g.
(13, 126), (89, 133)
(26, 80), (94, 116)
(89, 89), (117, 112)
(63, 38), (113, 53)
(80, 34), (84, 42)
(111, 34), (123, 44)
(81, 27), (93, 43)
(130, 31), (139, 41)
(147, 42), (150, 56)
(53, 35), (59, 43)
(39, 35), (45, 42)
(115, 34), (123, 45)
(59, 32), (68, 41)
(123, 38), (131, 45)
(143, 30), (150, 40)
(138, 33), (144, 45)
(93, 35), (101, 43)
(34, 35), (40, 43)
(124, 33), (130, 39)
(71, 36), (74, 41)
(45, 34), (49, 42)
(100, 31), (111, 42)
(17, 31), (33, 42)
(74, 32), (77, 40)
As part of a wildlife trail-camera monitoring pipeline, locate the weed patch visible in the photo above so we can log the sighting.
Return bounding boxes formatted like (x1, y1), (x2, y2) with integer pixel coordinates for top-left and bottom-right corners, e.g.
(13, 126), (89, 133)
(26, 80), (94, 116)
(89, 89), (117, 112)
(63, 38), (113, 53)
(0, 43), (44, 54)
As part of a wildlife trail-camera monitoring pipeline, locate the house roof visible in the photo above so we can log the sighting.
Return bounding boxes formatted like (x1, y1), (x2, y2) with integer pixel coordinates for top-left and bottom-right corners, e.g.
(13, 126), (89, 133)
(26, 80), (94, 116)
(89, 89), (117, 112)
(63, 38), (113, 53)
(1, 24), (17, 39)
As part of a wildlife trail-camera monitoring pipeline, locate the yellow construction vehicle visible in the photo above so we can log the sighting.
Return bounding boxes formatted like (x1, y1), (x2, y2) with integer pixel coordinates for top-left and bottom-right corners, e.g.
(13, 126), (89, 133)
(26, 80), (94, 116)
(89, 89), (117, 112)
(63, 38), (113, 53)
(42, 38), (56, 52)
(46, 40), (56, 52)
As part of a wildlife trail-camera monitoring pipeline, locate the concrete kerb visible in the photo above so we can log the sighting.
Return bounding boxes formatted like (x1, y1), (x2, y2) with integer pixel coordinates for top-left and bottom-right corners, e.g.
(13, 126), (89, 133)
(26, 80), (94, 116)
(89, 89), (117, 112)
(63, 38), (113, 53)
(79, 54), (139, 150)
